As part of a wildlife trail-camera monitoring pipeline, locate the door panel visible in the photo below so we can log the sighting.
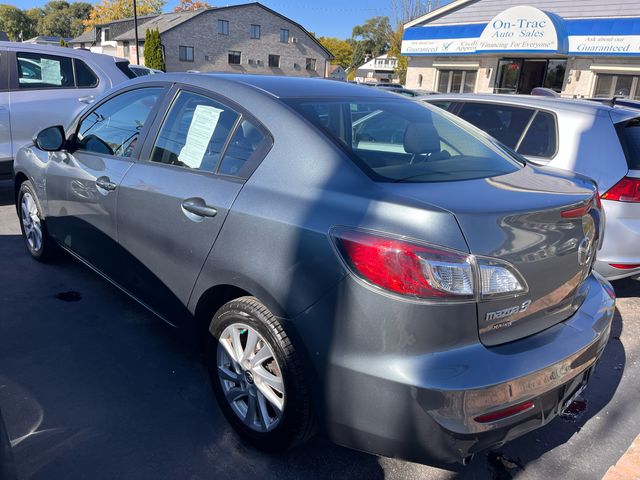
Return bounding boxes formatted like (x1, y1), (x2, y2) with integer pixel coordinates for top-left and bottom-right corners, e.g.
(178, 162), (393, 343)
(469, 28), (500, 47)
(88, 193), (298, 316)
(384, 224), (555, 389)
(116, 165), (243, 323)
(114, 89), (255, 323)
(45, 87), (165, 276)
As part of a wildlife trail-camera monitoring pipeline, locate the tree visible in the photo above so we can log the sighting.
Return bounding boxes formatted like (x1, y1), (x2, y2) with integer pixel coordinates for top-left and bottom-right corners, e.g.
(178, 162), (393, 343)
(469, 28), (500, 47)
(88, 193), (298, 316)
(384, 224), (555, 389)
(318, 37), (353, 69)
(0, 5), (34, 41)
(144, 27), (165, 71)
(84, 0), (164, 31)
(389, 0), (430, 84)
(351, 16), (393, 60)
(59, 37), (68, 46)
(173, 0), (211, 12)
(37, 1), (92, 39)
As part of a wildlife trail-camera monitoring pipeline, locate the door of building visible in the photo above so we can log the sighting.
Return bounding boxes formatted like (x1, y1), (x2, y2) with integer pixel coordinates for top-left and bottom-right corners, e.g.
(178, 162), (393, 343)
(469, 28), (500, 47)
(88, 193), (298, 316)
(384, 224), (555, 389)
(495, 58), (567, 94)
(519, 60), (547, 94)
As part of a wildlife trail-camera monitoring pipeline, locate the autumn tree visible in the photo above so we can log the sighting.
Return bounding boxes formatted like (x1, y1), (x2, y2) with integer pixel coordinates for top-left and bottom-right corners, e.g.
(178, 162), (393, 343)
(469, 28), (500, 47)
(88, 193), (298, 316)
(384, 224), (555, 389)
(144, 27), (165, 71)
(84, 0), (164, 31)
(0, 5), (35, 41)
(173, 0), (211, 12)
(318, 37), (353, 69)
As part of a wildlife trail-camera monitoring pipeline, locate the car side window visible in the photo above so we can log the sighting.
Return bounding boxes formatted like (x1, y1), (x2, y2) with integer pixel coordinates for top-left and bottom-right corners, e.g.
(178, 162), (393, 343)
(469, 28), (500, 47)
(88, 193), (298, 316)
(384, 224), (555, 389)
(458, 103), (534, 148)
(218, 118), (267, 177)
(17, 52), (74, 89)
(151, 91), (240, 172)
(76, 87), (163, 158)
(74, 59), (99, 88)
(517, 111), (557, 158)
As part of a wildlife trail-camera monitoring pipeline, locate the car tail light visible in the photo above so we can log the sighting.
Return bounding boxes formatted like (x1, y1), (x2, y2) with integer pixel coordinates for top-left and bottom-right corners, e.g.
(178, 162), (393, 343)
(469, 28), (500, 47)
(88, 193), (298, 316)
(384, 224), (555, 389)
(474, 401), (535, 423)
(331, 227), (527, 301)
(601, 177), (640, 203)
(609, 263), (640, 270)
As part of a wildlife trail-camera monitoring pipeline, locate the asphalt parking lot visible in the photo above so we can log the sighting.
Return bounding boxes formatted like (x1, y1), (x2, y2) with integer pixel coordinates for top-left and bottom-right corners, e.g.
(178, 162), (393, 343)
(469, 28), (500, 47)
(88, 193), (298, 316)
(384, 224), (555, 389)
(1, 178), (639, 480)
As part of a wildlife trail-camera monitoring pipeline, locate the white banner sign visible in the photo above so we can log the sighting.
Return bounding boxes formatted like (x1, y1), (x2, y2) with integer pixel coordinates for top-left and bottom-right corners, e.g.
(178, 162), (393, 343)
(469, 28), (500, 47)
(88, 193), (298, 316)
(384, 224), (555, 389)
(401, 38), (478, 55)
(569, 35), (640, 55)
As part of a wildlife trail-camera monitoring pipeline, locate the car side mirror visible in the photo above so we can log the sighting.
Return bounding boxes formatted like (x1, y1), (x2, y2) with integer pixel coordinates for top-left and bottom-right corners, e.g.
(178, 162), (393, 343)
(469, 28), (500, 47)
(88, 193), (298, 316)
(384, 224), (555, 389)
(33, 126), (66, 152)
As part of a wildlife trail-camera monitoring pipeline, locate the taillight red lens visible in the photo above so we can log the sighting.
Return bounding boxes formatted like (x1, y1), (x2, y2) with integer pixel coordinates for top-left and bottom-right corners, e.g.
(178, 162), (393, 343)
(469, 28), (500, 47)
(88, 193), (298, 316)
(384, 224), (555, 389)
(331, 228), (473, 299)
(609, 263), (640, 270)
(474, 401), (535, 423)
(601, 177), (640, 202)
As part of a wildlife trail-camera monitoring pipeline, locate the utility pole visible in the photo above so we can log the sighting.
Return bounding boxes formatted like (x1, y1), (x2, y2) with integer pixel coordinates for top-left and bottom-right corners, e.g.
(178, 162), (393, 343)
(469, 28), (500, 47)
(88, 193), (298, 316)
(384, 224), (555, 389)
(133, 0), (140, 64)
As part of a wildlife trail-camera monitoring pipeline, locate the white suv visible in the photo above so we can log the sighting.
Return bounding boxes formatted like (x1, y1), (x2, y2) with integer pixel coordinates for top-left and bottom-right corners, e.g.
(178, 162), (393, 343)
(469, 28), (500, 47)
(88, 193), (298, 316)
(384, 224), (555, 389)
(0, 41), (135, 179)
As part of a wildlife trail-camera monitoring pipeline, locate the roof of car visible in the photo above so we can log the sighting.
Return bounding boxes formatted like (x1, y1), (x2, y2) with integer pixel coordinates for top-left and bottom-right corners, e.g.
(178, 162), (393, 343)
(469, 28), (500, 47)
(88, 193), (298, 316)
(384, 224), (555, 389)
(419, 92), (620, 112)
(152, 73), (399, 99)
(0, 41), (124, 62)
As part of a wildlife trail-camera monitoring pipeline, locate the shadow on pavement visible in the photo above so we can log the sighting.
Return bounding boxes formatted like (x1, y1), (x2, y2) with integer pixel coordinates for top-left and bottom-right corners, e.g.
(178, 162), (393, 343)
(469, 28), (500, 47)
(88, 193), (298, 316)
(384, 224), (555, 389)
(0, 231), (384, 480)
(0, 180), (13, 207)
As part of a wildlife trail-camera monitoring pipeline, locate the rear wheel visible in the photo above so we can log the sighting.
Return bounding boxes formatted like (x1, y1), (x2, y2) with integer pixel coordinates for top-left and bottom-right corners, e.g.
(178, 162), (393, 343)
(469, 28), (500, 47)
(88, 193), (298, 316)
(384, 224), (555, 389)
(207, 296), (314, 451)
(17, 180), (54, 261)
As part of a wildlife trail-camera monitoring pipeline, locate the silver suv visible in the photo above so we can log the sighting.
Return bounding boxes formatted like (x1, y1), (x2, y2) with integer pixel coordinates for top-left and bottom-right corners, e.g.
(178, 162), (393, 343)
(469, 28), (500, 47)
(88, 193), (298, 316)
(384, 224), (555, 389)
(422, 94), (640, 280)
(0, 41), (134, 179)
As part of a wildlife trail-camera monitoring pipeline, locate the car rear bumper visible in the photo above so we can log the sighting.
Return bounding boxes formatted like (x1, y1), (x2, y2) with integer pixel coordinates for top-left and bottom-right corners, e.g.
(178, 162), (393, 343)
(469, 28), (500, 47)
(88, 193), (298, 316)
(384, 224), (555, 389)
(325, 273), (615, 465)
(595, 199), (640, 280)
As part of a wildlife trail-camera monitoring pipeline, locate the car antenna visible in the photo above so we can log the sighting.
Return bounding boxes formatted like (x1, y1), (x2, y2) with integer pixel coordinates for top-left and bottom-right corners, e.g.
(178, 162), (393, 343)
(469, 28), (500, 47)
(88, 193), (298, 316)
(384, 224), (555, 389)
(607, 96), (619, 107)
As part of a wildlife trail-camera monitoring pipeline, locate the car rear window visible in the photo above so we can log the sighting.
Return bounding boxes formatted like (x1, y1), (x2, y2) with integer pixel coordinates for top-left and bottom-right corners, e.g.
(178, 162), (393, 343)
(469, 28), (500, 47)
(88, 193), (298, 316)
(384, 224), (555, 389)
(617, 118), (640, 170)
(115, 61), (137, 79)
(74, 59), (99, 88)
(458, 103), (534, 148)
(285, 98), (522, 183)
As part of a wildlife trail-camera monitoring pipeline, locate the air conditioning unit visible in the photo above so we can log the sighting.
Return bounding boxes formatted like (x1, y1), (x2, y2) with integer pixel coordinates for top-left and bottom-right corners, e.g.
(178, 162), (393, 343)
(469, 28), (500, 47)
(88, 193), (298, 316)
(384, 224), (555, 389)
(289, 37), (298, 44)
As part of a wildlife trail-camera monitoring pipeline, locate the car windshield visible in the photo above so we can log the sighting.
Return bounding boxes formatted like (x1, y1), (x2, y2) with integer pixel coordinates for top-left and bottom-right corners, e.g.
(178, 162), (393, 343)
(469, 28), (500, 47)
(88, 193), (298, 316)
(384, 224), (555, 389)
(285, 97), (522, 182)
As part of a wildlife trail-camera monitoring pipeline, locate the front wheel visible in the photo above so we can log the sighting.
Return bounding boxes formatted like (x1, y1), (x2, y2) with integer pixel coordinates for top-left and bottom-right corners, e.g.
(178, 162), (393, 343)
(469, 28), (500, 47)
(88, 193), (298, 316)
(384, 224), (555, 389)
(17, 180), (55, 261)
(207, 296), (315, 451)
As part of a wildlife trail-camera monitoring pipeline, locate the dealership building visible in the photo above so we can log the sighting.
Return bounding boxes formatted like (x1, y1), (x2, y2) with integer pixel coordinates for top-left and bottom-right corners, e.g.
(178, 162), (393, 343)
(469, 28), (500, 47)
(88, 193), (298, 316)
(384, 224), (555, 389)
(402, 0), (640, 98)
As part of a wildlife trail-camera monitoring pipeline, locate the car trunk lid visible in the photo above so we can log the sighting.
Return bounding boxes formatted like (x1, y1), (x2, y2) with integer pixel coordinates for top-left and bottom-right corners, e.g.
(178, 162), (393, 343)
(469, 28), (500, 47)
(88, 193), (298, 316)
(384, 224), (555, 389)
(386, 165), (600, 346)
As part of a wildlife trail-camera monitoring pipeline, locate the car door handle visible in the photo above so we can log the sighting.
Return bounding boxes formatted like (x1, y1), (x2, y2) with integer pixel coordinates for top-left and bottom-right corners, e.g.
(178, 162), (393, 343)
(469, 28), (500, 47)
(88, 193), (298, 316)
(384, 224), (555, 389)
(181, 198), (218, 218)
(79, 95), (95, 104)
(96, 176), (117, 191)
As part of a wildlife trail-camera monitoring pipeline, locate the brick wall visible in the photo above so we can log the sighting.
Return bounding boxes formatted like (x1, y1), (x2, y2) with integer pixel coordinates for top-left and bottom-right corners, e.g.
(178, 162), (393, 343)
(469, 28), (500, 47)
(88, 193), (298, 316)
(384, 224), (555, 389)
(158, 5), (330, 76)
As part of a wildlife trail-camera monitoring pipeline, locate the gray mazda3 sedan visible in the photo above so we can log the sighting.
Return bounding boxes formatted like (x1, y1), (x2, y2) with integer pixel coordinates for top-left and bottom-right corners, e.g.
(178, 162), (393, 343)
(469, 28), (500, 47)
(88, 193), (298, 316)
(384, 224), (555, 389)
(13, 74), (615, 465)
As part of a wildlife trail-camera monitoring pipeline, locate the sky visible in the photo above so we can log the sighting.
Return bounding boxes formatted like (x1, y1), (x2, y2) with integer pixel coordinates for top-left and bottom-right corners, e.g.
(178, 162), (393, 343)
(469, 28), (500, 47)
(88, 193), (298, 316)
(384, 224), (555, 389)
(2, 0), (416, 39)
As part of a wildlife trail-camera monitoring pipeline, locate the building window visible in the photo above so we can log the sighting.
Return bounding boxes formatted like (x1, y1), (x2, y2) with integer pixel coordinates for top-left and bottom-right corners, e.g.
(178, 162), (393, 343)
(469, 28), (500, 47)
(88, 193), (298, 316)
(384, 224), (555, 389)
(305, 58), (316, 71)
(218, 19), (229, 35)
(437, 69), (477, 93)
(179, 46), (194, 62)
(228, 50), (241, 65)
(280, 29), (289, 43)
(418, 74), (423, 88)
(138, 41), (144, 57)
(80, 42), (85, 49)
(123, 41), (130, 57)
(495, 58), (566, 94)
(594, 74), (640, 99)
(268, 54), (280, 68)
(250, 24), (261, 39)
(103, 27), (110, 41)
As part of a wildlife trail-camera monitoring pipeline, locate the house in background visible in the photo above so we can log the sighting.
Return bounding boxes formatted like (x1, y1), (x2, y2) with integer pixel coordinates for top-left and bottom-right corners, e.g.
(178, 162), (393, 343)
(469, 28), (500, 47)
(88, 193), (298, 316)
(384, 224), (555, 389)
(69, 2), (333, 77)
(69, 14), (156, 57)
(327, 64), (346, 81)
(23, 36), (72, 46)
(354, 54), (399, 84)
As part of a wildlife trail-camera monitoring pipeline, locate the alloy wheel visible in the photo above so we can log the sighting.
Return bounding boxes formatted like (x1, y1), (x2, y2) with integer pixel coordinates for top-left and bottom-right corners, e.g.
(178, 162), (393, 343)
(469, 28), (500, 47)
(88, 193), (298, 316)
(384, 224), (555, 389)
(21, 192), (43, 253)
(216, 323), (285, 432)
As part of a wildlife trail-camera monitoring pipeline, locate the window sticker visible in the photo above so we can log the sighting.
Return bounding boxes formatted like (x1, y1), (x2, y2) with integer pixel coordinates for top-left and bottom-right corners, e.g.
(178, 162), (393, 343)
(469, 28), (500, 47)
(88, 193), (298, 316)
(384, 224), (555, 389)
(40, 58), (62, 85)
(178, 104), (222, 169)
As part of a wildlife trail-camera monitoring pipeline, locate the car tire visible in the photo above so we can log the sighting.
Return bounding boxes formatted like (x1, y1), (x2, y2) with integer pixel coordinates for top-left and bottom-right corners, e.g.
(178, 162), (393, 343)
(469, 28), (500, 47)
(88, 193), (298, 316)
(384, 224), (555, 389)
(207, 296), (315, 451)
(17, 180), (55, 262)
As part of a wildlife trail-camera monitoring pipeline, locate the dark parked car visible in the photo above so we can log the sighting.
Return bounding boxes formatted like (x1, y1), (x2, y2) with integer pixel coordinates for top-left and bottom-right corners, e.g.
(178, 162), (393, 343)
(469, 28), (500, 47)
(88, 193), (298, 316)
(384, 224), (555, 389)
(13, 75), (614, 465)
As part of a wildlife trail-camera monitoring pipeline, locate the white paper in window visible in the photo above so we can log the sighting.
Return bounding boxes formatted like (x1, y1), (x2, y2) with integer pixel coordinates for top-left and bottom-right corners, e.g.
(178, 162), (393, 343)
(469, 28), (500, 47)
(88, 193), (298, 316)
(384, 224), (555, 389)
(40, 59), (62, 85)
(178, 104), (222, 169)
